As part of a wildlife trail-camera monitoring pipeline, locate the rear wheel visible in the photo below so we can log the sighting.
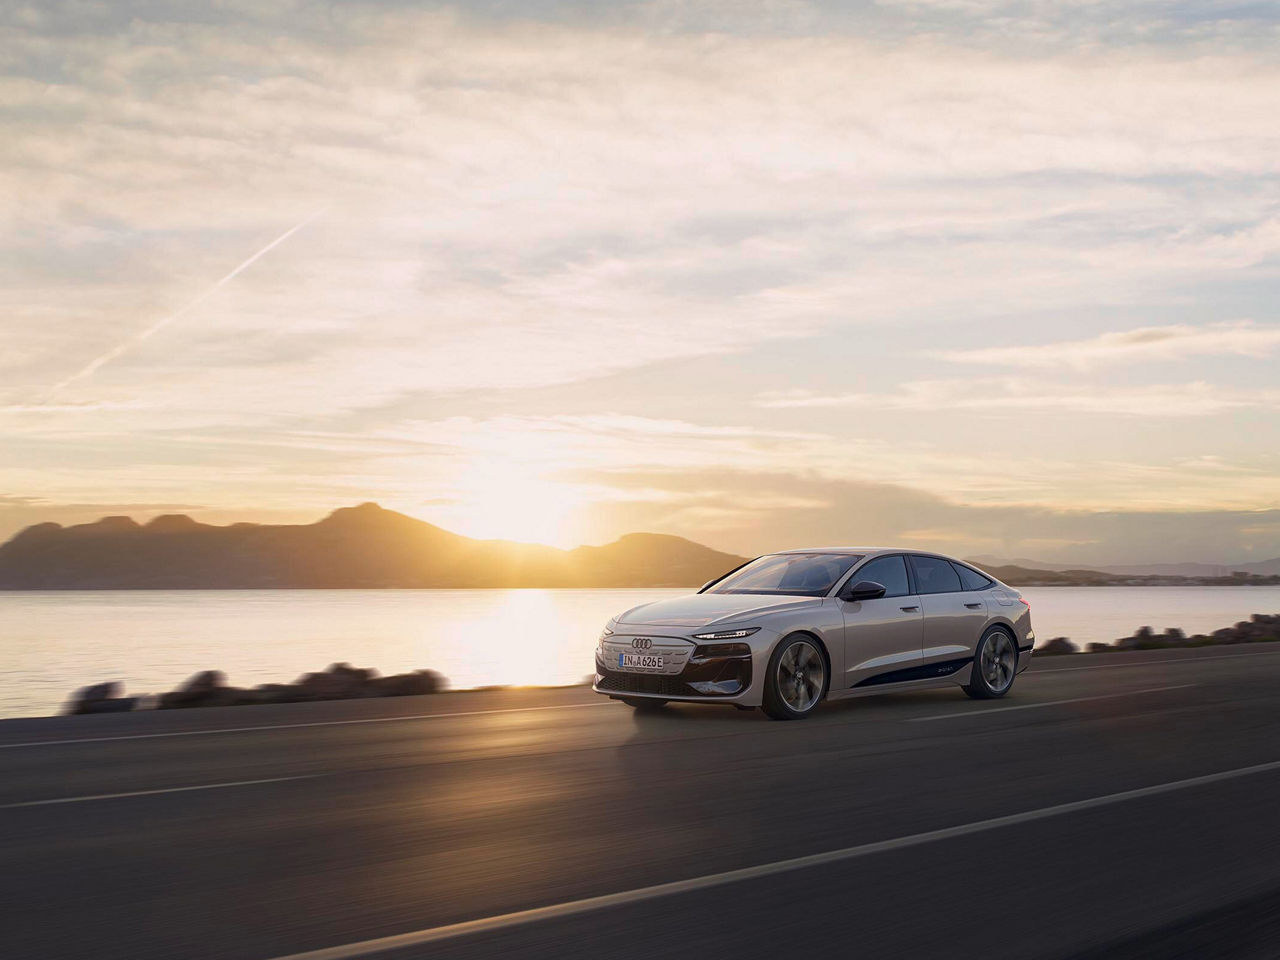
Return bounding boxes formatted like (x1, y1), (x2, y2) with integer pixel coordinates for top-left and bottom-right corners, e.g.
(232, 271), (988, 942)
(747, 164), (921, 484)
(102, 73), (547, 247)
(762, 634), (828, 720)
(965, 627), (1018, 699)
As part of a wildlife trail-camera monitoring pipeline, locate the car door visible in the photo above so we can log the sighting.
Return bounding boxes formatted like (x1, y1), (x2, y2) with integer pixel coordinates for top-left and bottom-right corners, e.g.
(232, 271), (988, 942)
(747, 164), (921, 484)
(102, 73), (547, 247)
(838, 554), (923, 688)
(908, 555), (989, 669)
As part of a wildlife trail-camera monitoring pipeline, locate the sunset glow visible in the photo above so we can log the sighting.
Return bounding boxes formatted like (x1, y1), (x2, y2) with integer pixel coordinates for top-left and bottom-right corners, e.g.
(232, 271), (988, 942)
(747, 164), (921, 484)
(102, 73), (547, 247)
(439, 462), (583, 546)
(2, 2), (1279, 565)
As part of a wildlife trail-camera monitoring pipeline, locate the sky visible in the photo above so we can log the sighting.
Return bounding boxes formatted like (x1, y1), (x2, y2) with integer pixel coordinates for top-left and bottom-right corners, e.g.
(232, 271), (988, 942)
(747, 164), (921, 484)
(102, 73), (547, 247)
(2, 0), (1279, 564)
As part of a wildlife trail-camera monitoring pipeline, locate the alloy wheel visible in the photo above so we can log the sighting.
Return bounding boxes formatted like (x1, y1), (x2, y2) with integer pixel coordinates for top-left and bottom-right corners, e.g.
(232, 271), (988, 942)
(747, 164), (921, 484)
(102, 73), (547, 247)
(777, 639), (824, 713)
(980, 630), (1016, 694)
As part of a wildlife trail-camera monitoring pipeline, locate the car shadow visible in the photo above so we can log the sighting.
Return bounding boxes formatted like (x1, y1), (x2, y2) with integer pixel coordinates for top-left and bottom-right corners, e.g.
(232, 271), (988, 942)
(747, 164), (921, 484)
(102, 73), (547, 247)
(615, 685), (967, 727)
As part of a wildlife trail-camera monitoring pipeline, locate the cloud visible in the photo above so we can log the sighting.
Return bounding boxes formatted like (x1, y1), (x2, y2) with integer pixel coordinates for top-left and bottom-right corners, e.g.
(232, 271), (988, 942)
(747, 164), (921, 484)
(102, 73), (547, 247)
(567, 467), (1280, 564)
(756, 379), (1280, 416)
(0, 400), (145, 413)
(400, 413), (1280, 516)
(2, 3), (1279, 554)
(4, 404), (1277, 555)
(44, 209), (328, 397)
(6, 13), (1280, 419)
(939, 321), (1280, 370)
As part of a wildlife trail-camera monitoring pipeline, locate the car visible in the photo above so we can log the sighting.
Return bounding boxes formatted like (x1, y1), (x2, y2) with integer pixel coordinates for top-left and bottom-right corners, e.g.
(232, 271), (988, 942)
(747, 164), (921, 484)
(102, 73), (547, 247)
(593, 548), (1034, 720)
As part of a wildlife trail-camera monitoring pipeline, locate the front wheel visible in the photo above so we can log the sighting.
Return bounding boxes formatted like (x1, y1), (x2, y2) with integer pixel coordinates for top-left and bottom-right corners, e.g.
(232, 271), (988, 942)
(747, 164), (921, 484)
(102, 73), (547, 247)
(965, 627), (1018, 699)
(762, 634), (828, 720)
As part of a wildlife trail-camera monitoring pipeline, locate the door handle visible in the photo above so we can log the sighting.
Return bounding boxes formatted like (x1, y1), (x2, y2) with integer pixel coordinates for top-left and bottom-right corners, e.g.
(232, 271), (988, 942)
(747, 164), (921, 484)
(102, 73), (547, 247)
(900, 605), (919, 612)
(964, 602), (983, 609)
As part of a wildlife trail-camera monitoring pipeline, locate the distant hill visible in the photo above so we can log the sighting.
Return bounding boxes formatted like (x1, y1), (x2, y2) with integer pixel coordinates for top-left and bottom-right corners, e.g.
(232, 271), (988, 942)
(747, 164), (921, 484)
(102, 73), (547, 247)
(969, 554), (1280, 580)
(1106, 558), (1280, 578)
(970, 563), (1122, 586)
(0, 503), (748, 589)
(968, 561), (1280, 587)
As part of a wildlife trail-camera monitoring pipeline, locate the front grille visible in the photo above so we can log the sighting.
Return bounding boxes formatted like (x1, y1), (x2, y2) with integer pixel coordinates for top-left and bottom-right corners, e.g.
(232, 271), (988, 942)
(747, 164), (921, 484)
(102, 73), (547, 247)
(600, 637), (693, 675)
(596, 671), (699, 697)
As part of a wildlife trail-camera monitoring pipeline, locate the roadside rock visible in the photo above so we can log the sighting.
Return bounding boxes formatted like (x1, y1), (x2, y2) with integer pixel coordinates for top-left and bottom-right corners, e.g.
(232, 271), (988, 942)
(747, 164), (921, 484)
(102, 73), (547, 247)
(1038, 637), (1078, 655)
(245, 683), (302, 705)
(158, 669), (232, 709)
(1105, 613), (1280, 653)
(370, 670), (443, 697)
(62, 614), (1276, 714)
(77, 680), (121, 703)
(67, 680), (136, 715)
(294, 662), (379, 700)
(61, 662), (450, 715)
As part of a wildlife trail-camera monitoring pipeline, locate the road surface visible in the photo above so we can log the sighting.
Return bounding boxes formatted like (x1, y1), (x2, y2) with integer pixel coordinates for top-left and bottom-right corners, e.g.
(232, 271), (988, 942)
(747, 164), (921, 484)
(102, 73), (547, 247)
(3, 644), (1280, 960)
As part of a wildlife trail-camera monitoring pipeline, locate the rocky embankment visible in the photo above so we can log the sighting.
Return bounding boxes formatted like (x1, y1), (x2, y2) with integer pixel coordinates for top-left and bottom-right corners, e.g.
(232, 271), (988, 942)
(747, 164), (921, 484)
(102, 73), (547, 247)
(60, 613), (1280, 712)
(67, 662), (444, 715)
(1037, 612), (1280, 656)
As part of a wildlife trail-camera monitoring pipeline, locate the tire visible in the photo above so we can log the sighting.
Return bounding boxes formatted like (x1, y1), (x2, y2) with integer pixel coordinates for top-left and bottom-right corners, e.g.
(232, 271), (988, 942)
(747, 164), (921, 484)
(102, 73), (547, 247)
(965, 626), (1018, 700)
(761, 633), (829, 720)
(621, 697), (667, 710)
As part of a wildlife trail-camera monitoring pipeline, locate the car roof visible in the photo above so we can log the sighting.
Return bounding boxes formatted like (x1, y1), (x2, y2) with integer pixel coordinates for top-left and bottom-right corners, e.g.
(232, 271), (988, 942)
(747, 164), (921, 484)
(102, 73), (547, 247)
(768, 547), (986, 566)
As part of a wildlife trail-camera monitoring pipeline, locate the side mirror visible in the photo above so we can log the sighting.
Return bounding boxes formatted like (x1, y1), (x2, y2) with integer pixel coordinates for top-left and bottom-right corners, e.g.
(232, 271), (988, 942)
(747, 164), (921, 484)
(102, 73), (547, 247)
(841, 579), (886, 602)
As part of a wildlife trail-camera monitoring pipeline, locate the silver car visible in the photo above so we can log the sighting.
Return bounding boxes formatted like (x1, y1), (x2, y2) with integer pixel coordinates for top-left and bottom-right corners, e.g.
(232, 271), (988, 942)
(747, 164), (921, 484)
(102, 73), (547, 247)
(594, 548), (1034, 720)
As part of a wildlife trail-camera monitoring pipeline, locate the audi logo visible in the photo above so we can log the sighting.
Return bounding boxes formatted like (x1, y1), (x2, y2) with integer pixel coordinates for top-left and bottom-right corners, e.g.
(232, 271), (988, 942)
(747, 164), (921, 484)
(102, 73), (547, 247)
(631, 638), (653, 650)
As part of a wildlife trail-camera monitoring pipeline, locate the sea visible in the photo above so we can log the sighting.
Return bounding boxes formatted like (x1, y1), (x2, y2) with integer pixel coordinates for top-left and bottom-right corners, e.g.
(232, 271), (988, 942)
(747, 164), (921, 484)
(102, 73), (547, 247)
(2, 585), (1278, 719)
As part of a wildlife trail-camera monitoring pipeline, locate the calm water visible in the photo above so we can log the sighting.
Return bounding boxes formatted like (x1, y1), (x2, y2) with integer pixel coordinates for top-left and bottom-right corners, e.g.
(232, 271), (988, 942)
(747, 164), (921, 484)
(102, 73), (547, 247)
(2, 586), (1278, 719)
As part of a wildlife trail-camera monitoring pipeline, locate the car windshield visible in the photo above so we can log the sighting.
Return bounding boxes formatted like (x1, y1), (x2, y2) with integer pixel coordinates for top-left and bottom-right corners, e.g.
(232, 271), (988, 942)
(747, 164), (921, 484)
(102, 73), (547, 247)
(706, 553), (862, 597)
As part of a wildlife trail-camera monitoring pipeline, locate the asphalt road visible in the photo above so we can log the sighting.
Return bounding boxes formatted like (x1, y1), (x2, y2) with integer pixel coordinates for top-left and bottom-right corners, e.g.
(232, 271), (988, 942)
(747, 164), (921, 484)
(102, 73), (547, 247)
(4, 644), (1280, 960)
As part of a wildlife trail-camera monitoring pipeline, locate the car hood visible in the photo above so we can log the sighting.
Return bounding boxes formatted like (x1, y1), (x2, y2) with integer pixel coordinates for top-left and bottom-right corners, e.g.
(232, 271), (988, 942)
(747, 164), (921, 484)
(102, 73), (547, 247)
(615, 593), (824, 628)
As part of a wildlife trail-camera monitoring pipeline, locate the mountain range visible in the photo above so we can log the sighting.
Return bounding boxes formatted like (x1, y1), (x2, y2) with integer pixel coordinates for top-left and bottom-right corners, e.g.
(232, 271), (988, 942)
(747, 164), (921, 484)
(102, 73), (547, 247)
(0, 503), (747, 589)
(2, 504), (1277, 589)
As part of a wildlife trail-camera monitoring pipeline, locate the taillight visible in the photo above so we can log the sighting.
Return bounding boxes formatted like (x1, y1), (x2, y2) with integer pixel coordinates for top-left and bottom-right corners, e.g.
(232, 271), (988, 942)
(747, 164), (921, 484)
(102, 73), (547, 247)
(1018, 597), (1031, 610)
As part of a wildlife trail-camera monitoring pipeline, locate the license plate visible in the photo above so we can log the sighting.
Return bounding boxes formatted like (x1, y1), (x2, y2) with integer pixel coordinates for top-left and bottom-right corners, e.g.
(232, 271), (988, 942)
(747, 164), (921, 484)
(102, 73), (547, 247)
(618, 653), (664, 670)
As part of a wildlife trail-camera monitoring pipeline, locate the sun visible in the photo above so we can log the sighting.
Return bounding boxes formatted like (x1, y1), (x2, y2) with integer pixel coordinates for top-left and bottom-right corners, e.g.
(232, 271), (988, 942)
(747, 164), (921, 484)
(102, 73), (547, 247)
(436, 461), (580, 546)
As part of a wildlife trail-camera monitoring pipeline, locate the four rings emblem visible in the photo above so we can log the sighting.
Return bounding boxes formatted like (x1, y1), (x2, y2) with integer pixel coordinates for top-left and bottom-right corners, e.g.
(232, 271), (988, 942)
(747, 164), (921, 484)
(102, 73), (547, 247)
(631, 638), (653, 650)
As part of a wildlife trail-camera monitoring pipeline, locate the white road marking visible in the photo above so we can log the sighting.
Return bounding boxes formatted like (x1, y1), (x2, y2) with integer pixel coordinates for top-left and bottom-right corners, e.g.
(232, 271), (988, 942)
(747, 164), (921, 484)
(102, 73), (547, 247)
(908, 684), (1196, 722)
(0, 701), (612, 750)
(261, 757), (1280, 960)
(0, 775), (316, 810)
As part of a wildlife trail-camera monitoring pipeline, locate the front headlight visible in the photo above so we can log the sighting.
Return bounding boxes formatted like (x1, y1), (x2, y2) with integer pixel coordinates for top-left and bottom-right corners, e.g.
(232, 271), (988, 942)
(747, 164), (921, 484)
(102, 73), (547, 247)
(599, 625), (614, 642)
(691, 627), (760, 640)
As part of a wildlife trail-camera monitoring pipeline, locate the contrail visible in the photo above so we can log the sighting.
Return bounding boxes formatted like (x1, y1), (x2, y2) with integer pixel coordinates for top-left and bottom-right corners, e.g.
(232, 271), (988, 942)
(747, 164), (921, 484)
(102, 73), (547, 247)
(46, 208), (327, 399)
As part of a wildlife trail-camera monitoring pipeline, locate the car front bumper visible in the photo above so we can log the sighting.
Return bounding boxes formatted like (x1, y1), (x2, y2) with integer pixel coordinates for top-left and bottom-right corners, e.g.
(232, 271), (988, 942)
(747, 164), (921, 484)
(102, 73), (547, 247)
(593, 634), (760, 704)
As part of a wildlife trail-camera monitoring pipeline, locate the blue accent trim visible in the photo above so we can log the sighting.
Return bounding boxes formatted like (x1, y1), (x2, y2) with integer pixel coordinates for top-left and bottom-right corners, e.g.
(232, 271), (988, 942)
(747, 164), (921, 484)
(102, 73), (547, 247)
(853, 656), (973, 688)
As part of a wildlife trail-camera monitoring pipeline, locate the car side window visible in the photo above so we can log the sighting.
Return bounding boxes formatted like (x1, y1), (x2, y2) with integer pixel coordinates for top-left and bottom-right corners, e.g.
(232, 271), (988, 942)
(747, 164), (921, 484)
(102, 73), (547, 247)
(909, 555), (962, 594)
(952, 563), (993, 591)
(852, 555), (911, 598)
